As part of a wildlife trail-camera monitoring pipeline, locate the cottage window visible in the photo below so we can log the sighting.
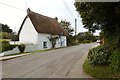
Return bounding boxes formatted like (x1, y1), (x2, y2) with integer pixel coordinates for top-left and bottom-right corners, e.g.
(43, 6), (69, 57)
(43, 41), (47, 48)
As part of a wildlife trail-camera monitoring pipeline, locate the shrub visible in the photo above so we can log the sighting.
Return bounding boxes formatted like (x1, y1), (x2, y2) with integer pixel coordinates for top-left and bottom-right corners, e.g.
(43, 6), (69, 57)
(2, 44), (18, 52)
(67, 35), (76, 46)
(110, 50), (120, 72)
(0, 40), (9, 44)
(81, 40), (92, 43)
(88, 45), (111, 65)
(18, 44), (25, 53)
(0, 40), (18, 52)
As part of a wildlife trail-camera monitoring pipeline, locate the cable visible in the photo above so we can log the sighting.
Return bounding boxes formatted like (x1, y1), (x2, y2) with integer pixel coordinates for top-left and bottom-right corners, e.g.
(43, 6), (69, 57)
(0, 1), (26, 11)
(60, 0), (75, 18)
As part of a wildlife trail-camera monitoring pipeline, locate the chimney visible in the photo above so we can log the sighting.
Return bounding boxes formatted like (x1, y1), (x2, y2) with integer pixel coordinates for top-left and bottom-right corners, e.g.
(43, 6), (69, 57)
(54, 17), (58, 22)
(27, 8), (31, 14)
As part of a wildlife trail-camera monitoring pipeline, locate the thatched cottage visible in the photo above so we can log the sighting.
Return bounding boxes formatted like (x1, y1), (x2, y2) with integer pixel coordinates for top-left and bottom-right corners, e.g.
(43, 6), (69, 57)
(18, 8), (67, 50)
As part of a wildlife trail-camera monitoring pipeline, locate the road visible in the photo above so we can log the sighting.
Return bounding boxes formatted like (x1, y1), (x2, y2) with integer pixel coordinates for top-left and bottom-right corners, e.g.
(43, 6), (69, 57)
(2, 43), (98, 78)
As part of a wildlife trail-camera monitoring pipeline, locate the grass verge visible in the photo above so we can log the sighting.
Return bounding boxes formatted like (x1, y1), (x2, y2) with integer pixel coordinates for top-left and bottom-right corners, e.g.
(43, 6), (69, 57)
(83, 59), (120, 78)
(5, 50), (45, 57)
(3, 47), (67, 57)
(1, 47), (68, 61)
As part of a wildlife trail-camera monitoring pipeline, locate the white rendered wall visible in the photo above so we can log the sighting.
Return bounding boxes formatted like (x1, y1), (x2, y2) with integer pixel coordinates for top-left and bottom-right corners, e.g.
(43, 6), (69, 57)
(55, 38), (61, 48)
(37, 33), (67, 49)
(60, 36), (67, 47)
(37, 33), (52, 50)
(19, 17), (38, 44)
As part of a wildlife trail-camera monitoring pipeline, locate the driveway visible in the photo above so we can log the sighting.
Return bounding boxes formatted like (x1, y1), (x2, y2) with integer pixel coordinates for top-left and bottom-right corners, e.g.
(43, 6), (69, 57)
(2, 43), (98, 78)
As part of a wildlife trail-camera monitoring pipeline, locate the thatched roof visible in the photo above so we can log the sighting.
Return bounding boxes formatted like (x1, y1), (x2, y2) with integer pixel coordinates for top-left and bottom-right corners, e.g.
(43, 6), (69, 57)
(18, 8), (66, 36)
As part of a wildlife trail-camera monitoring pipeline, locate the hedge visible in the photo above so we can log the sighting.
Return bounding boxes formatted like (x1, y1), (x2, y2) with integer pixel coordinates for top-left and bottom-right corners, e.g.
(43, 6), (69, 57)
(0, 40), (18, 52)
(87, 44), (111, 65)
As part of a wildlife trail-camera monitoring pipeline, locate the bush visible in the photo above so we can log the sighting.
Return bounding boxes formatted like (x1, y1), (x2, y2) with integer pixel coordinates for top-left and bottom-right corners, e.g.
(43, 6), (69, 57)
(67, 35), (76, 46)
(110, 50), (120, 72)
(2, 44), (18, 52)
(18, 44), (25, 53)
(81, 40), (92, 43)
(88, 45), (111, 65)
(0, 40), (18, 52)
(0, 40), (9, 44)
(83, 59), (120, 78)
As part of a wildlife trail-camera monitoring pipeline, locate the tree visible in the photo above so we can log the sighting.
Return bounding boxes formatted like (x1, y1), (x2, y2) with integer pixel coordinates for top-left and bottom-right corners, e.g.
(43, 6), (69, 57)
(0, 23), (14, 39)
(0, 32), (14, 39)
(0, 23), (13, 33)
(77, 31), (96, 43)
(74, 2), (120, 49)
(60, 20), (74, 35)
(59, 20), (76, 46)
(74, 2), (120, 72)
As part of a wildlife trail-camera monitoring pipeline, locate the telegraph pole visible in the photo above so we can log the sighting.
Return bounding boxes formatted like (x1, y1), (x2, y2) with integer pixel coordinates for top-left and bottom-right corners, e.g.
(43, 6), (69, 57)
(75, 18), (77, 36)
(75, 18), (77, 44)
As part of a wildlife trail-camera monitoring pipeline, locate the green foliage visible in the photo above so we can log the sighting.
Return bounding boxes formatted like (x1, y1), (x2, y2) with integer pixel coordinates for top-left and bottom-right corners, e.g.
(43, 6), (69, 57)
(83, 59), (120, 78)
(0, 23), (13, 33)
(59, 20), (75, 46)
(59, 20), (74, 35)
(67, 35), (77, 46)
(81, 40), (92, 43)
(0, 23), (17, 40)
(0, 40), (9, 44)
(74, 2), (120, 33)
(48, 35), (58, 48)
(110, 50), (120, 72)
(0, 32), (13, 39)
(75, 2), (120, 77)
(18, 44), (25, 53)
(2, 44), (18, 52)
(0, 40), (18, 52)
(88, 45), (111, 65)
(74, 2), (120, 47)
(77, 32), (96, 43)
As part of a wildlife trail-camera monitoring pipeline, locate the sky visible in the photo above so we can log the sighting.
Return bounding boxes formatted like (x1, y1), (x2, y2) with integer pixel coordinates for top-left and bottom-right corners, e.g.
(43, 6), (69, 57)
(0, 0), (100, 35)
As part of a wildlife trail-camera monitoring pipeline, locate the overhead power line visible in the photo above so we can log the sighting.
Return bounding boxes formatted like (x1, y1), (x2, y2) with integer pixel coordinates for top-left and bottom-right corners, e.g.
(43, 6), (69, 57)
(0, 1), (26, 11)
(60, 0), (75, 18)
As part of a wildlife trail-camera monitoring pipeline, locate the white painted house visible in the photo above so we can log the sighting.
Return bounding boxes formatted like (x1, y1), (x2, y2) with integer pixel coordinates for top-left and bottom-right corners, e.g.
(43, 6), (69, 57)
(18, 8), (67, 50)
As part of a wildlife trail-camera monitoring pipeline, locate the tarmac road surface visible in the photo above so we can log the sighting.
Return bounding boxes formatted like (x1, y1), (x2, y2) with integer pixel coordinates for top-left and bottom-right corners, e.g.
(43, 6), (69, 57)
(2, 43), (98, 78)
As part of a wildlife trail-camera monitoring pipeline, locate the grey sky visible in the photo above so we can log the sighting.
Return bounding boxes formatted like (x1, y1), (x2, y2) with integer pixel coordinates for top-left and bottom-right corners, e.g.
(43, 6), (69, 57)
(0, 0), (100, 35)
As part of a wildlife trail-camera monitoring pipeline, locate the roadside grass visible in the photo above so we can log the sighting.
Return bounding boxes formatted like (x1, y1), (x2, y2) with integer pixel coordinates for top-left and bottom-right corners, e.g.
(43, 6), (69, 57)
(83, 59), (120, 78)
(5, 50), (44, 57)
(0, 39), (10, 42)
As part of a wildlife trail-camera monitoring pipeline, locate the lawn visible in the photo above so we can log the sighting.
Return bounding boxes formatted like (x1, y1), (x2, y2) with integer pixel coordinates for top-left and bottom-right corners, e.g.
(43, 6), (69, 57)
(83, 59), (120, 78)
